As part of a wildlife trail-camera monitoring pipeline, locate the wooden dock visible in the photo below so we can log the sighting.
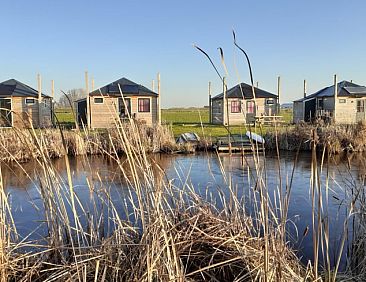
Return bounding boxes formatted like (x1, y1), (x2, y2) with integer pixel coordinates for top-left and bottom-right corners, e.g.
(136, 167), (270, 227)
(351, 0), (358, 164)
(214, 135), (264, 153)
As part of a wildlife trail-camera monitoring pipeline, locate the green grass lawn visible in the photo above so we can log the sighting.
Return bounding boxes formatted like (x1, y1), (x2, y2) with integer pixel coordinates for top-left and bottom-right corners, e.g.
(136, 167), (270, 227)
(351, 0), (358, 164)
(163, 107), (293, 137)
(55, 107), (293, 137)
(55, 108), (75, 127)
(162, 108), (209, 124)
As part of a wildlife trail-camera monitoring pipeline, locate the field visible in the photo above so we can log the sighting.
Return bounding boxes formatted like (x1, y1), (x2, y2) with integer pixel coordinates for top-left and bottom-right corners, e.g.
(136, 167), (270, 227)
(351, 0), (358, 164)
(54, 107), (75, 127)
(162, 107), (293, 137)
(55, 107), (294, 137)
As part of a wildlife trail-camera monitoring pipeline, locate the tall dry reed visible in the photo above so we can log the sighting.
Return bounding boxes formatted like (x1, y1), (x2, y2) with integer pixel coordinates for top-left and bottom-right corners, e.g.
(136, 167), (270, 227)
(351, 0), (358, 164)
(0, 113), (318, 281)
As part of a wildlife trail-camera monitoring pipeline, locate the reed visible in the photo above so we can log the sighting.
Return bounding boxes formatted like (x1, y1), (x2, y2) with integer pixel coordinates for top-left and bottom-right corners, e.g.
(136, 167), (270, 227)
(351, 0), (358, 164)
(0, 123), (177, 163)
(0, 113), (321, 281)
(265, 121), (366, 154)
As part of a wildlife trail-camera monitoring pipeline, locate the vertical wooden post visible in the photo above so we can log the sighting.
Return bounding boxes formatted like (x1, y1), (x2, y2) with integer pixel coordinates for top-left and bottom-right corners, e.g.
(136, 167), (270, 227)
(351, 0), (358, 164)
(157, 73), (161, 125)
(223, 77), (227, 125)
(51, 79), (55, 126)
(303, 79), (307, 98)
(38, 74), (42, 128)
(223, 77), (231, 154)
(334, 74), (337, 122)
(85, 71), (90, 129)
(51, 80), (55, 99)
(208, 81), (212, 124)
(277, 76), (281, 115)
(91, 78), (95, 91)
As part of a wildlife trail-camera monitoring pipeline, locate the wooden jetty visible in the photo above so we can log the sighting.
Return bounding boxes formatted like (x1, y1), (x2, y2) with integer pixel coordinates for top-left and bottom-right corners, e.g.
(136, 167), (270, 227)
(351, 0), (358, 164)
(214, 133), (265, 153)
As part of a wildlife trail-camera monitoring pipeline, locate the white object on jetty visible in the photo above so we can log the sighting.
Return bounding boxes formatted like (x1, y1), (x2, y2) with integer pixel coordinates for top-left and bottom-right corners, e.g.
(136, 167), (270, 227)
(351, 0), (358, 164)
(246, 131), (265, 144)
(176, 132), (200, 144)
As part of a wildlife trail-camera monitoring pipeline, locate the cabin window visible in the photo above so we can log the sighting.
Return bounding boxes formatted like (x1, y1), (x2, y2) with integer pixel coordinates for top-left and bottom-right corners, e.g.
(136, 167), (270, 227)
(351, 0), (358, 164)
(231, 100), (241, 113)
(94, 97), (104, 104)
(339, 99), (346, 103)
(25, 98), (35, 105)
(138, 98), (150, 112)
(246, 101), (255, 114)
(266, 99), (274, 105)
(357, 100), (365, 112)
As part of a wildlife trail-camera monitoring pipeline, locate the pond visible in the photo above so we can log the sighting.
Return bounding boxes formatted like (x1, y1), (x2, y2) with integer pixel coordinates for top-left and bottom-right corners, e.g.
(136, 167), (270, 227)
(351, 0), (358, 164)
(2, 151), (365, 270)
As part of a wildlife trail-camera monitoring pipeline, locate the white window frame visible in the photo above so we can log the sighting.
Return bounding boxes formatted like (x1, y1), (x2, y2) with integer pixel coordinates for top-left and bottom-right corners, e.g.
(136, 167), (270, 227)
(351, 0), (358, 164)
(94, 97), (104, 104)
(25, 98), (35, 105)
(266, 99), (275, 105)
(138, 97), (151, 113)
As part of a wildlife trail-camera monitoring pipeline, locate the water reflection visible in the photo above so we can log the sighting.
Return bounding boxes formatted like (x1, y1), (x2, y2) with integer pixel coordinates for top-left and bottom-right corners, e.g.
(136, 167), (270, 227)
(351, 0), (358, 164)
(1, 151), (365, 270)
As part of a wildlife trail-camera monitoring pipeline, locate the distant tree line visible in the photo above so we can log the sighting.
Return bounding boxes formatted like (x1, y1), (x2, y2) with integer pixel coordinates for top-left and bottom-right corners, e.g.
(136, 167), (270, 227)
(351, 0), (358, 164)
(56, 88), (86, 108)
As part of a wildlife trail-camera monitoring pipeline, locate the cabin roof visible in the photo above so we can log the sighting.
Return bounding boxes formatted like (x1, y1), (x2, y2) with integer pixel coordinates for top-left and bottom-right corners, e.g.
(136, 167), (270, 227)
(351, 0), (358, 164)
(212, 82), (277, 100)
(0, 79), (51, 98)
(294, 81), (366, 102)
(90, 77), (158, 97)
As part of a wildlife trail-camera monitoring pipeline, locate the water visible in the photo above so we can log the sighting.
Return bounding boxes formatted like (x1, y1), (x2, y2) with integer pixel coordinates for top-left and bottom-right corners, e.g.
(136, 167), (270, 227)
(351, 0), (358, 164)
(2, 151), (365, 270)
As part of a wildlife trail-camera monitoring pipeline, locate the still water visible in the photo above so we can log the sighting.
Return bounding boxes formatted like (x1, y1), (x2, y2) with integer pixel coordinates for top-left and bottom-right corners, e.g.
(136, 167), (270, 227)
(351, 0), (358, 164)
(2, 151), (365, 269)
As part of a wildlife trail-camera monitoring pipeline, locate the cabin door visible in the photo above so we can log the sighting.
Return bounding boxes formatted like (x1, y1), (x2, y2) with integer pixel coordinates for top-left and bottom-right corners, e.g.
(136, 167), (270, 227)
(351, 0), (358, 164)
(246, 100), (256, 123)
(0, 98), (12, 127)
(304, 99), (316, 122)
(118, 98), (131, 118)
(77, 100), (87, 125)
(356, 99), (365, 122)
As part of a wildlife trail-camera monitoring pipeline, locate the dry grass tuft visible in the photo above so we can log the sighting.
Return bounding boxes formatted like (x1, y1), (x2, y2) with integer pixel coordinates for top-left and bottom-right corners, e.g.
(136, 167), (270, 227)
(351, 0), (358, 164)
(265, 121), (366, 154)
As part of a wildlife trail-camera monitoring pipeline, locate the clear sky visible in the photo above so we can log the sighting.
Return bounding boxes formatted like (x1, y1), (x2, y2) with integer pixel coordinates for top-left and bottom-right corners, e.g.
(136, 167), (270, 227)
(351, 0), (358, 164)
(1, 0), (366, 107)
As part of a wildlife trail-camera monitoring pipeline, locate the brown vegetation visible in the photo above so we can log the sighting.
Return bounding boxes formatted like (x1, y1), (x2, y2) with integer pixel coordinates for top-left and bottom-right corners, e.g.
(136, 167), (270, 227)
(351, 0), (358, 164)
(0, 116), (364, 280)
(0, 123), (177, 163)
(265, 121), (366, 154)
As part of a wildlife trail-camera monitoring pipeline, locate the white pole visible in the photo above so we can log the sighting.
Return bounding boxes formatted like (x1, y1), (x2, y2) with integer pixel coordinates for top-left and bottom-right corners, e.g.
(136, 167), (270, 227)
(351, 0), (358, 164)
(208, 81), (212, 123)
(157, 73), (161, 125)
(85, 71), (90, 129)
(334, 74), (337, 122)
(38, 74), (42, 127)
(223, 76), (227, 125)
(277, 76), (281, 115)
(51, 79), (55, 126)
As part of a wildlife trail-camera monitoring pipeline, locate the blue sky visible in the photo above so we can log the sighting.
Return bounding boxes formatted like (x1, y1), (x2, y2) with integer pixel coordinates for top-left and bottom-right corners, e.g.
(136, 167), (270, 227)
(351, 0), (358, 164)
(1, 0), (366, 107)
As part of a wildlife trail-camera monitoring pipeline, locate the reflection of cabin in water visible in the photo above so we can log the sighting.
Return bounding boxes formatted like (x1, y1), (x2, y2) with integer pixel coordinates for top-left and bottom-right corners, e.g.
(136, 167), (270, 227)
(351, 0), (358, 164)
(76, 77), (159, 128)
(210, 82), (279, 125)
(293, 78), (366, 124)
(0, 79), (52, 128)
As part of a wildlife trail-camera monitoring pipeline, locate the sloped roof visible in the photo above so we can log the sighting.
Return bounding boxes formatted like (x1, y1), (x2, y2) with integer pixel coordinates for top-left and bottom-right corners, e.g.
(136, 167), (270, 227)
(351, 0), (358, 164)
(294, 81), (366, 102)
(212, 82), (277, 100)
(0, 79), (50, 98)
(90, 77), (158, 97)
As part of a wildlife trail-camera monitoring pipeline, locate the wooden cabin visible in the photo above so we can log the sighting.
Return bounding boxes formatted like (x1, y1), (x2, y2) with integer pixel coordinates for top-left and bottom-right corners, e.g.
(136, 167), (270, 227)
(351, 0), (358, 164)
(210, 82), (279, 125)
(76, 77), (159, 128)
(293, 79), (366, 124)
(0, 79), (52, 128)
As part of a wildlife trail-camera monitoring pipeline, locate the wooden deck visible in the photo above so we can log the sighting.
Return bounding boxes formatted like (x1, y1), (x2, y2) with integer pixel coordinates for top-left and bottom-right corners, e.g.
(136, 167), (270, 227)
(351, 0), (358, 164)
(214, 135), (264, 153)
(255, 115), (283, 125)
